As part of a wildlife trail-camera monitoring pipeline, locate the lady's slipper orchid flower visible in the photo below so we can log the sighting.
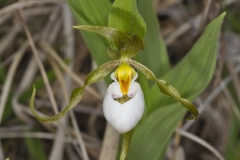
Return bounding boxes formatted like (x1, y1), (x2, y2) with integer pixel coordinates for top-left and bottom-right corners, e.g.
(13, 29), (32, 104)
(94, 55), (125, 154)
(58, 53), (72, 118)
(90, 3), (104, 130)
(103, 64), (144, 133)
(29, 0), (200, 159)
(29, 26), (199, 125)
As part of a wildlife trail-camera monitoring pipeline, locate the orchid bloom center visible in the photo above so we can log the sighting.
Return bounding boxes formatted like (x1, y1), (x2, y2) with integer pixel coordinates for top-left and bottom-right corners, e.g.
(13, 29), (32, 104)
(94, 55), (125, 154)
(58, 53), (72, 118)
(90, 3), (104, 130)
(115, 63), (136, 95)
(103, 70), (145, 133)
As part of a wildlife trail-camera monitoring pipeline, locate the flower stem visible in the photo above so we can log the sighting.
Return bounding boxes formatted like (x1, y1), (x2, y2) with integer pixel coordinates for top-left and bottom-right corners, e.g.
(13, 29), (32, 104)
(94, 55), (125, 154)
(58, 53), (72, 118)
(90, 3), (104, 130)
(120, 129), (133, 160)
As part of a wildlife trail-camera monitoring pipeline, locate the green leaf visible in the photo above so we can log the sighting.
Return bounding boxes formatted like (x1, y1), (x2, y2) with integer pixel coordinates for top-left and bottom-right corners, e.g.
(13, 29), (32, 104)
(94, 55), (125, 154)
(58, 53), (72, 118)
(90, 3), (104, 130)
(66, 0), (111, 66)
(126, 12), (226, 160)
(225, 82), (240, 160)
(73, 26), (144, 59)
(25, 138), (47, 160)
(132, 0), (171, 113)
(127, 103), (185, 160)
(108, 0), (146, 40)
(137, 0), (170, 77)
(150, 12), (226, 111)
(108, 0), (146, 60)
(85, 60), (120, 86)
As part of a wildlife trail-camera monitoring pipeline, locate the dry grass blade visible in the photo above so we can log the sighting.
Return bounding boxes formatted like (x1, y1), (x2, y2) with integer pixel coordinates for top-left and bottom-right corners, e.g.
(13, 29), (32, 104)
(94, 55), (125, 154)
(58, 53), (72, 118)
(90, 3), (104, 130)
(40, 5), (61, 42)
(222, 0), (240, 6)
(49, 5), (90, 159)
(49, 122), (68, 160)
(47, 54), (83, 160)
(197, 0), (212, 33)
(88, 104), (102, 138)
(183, 65), (240, 130)
(0, 131), (54, 139)
(0, 13), (12, 26)
(0, 125), (31, 132)
(165, 22), (191, 45)
(39, 40), (103, 100)
(0, 42), (26, 123)
(11, 5), (61, 123)
(175, 129), (225, 160)
(49, 58), (69, 102)
(16, 10), (59, 114)
(153, 0), (182, 11)
(0, 131), (97, 149)
(73, 104), (103, 116)
(221, 81), (240, 122)
(0, 53), (16, 68)
(173, 122), (182, 148)
(70, 111), (89, 160)
(173, 146), (185, 160)
(47, 58), (68, 160)
(11, 42), (36, 124)
(226, 62), (240, 104)
(0, 141), (4, 160)
(0, 0), (63, 15)
(0, 23), (21, 56)
(99, 123), (120, 160)
(44, 55), (89, 159)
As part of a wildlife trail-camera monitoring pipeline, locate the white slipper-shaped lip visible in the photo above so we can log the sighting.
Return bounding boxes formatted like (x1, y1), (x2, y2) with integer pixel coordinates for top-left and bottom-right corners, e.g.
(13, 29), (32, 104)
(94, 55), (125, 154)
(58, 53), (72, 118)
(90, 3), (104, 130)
(103, 72), (145, 133)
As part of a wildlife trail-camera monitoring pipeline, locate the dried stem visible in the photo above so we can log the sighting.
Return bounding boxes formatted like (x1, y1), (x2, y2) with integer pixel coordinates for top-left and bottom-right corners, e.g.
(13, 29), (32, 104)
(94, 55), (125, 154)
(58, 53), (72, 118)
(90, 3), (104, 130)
(99, 124), (120, 160)
(183, 65), (240, 130)
(39, 40), (102, 101)
(175, 129), (225, 160)
(0, 39), (26, 123)
(0, 0), (63, 15)
(16, 10), (59, 114)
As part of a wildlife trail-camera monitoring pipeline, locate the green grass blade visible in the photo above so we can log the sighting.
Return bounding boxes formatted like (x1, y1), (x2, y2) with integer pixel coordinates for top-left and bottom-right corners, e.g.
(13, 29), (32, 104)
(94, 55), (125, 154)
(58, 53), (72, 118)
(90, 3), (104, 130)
(150, 12), (226, 111)
(126, 12), (226, 160)
(225, 115), (240, 160)
(66, 0), (111, 66)
(137, 0), (170, 77)
(127, 103), (185, 160)
(25, 138), (47, 160)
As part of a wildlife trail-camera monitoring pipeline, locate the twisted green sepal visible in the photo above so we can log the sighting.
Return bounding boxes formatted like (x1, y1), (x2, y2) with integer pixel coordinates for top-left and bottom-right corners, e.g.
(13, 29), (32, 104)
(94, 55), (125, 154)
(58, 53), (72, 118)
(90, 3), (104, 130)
(85, 60), (120, 86)
(73, 26), (144, 59)
(30, 85), (84, 122)
(129, 59), (199, 120)
(157, 80), (199, 120)
(30, 60), (119, 122)
(129, 59), (156, 81)
(120, 129), (133, 160)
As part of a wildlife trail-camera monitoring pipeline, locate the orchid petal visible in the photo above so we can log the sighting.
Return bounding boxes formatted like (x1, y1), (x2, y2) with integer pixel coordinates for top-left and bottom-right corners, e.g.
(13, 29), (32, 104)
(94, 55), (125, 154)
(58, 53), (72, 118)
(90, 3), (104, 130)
(73, 26), (144, 59)
(85, 60), (120, 86)
(103, 79), (144, 133)
(128, 59), (199, 120)
(30, 60), (120, 123)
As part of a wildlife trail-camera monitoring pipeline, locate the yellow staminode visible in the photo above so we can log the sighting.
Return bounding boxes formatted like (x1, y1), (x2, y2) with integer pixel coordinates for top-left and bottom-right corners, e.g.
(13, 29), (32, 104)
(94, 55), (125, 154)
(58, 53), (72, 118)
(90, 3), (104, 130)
(115, 63), (136, 95)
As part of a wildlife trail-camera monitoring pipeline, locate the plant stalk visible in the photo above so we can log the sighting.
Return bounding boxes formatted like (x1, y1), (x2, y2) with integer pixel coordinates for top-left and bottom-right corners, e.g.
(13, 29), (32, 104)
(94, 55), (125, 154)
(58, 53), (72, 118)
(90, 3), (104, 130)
(120, 129), (133, 160)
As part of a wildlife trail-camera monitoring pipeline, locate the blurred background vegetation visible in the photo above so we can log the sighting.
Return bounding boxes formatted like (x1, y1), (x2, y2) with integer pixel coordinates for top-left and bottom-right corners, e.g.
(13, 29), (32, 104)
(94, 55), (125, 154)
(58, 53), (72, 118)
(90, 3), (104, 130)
(0, 0), (240, 160)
